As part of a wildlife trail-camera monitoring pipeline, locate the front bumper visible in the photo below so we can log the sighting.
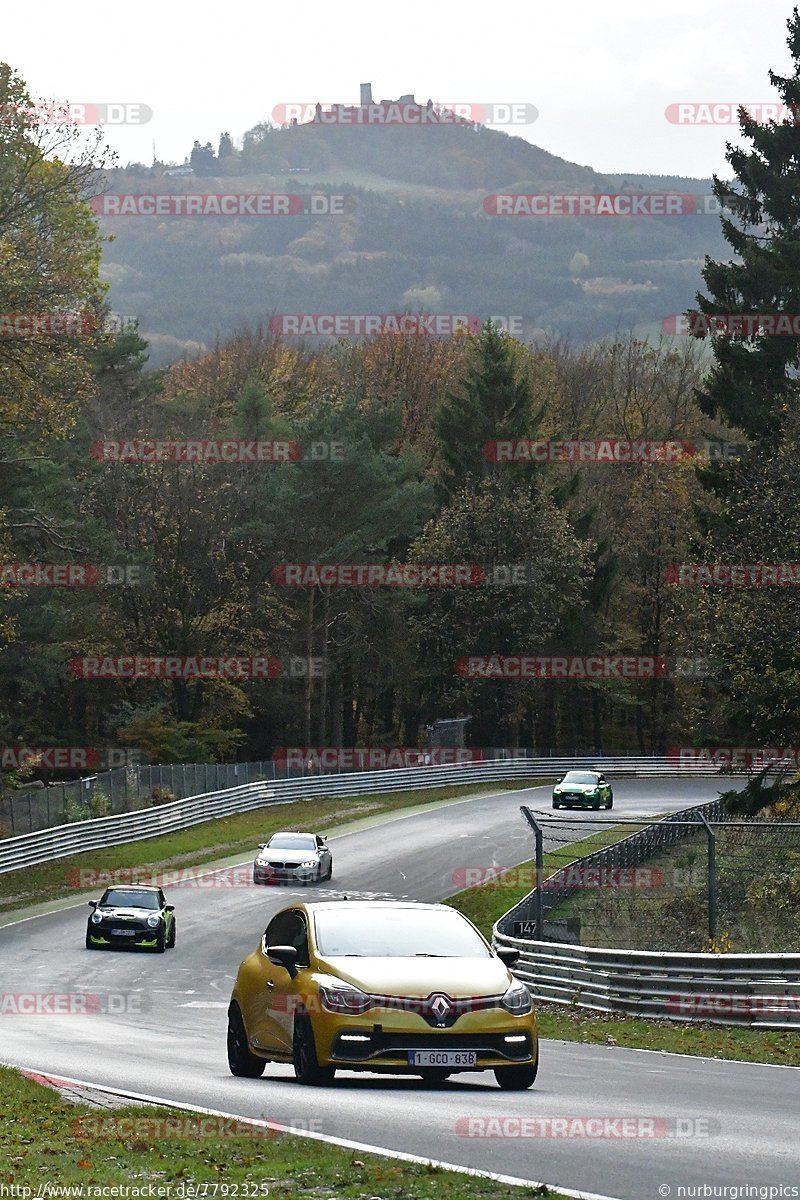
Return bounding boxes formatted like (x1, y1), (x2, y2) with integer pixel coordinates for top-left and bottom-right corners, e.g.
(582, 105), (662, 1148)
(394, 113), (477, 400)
(87, 923), (162, 948)
(253, 863), (318, 885)
(553, 792), (601, 806)
(311, 1007), (538, 1072)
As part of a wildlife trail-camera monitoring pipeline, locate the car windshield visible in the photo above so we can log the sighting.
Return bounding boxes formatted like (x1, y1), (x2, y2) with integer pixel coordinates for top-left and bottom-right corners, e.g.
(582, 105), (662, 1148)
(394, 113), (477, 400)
(313, 907), (491, 958)
(267, 834), (317, 850)
(100, 888), (161, 909)
(562, 772), (598, 784)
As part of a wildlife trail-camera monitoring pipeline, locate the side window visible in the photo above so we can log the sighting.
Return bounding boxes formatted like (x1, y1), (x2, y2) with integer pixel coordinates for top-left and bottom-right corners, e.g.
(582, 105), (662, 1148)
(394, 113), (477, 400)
(316, 836), (325, 848)
(264, 910), (310, 967)
(265, 912), (294, 947)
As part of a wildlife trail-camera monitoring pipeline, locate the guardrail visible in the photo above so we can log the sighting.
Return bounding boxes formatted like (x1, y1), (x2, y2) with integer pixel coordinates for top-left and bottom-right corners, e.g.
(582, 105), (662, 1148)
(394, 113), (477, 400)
(0, 750), (748, 837)
(494, 798), (800, 1029)
(493, 936), (800, 1029)
(0, 755), (732, 874)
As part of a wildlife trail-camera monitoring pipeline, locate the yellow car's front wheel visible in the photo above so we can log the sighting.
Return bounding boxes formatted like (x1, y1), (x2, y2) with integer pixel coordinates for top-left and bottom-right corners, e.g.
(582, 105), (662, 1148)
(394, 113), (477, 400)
(293, 1015), (336, 1086)
(227, 1004), (266, 1078)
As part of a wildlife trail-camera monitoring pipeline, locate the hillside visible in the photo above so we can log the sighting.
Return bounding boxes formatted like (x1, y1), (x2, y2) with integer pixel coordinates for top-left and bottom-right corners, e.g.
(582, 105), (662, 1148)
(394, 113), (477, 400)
(98, 115), (730, 364)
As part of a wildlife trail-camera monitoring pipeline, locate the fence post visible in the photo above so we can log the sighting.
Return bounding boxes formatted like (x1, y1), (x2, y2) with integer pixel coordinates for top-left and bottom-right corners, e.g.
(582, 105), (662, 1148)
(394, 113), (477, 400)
(698, 811), (717, 942)
(520, 805), (544, 939)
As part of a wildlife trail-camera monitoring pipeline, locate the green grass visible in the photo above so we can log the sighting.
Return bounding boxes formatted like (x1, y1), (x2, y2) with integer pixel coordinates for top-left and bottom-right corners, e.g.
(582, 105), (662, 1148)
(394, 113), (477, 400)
(447, 824), (642, 939)
(0, 779), (547, 919)
(0, 1065), (568, 1197)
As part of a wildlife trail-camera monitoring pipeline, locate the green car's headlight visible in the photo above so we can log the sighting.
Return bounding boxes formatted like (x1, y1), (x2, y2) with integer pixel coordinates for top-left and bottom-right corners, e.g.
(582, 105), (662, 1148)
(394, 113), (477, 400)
(146, 914), (161, 928)
(90, 911), (103, 924)
(500, 981), (533, 1015)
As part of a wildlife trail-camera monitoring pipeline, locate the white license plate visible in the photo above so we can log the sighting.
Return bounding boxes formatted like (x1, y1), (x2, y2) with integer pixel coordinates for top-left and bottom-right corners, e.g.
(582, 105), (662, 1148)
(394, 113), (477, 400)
(111, 928), (137, 936)
(408, 1050), (477, 1067)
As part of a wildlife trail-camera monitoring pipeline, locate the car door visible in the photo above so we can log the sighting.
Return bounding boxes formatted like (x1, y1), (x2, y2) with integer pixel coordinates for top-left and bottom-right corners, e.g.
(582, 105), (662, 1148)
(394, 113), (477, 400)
(249, 910), (301, 1052)
(269, 910), (312, 1052)
(315, 835), (331, 875)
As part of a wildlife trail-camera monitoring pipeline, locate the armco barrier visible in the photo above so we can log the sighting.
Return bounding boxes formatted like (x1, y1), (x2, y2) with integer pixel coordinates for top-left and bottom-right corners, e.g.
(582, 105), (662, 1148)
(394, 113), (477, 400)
(0, 755), (729, 874)
(492, 935), (800, 1029)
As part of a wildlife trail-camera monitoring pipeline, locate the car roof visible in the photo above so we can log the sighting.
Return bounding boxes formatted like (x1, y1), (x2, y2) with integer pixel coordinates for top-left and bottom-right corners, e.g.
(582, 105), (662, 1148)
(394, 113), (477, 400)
(292, 900), (458, 914)
(268, 830), (318, 837)
(102, 883), (161, 891)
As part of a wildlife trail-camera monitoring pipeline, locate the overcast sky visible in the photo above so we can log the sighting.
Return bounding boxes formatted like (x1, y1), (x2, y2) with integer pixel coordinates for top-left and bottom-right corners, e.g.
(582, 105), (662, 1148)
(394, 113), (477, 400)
(3, 0), (797, 178)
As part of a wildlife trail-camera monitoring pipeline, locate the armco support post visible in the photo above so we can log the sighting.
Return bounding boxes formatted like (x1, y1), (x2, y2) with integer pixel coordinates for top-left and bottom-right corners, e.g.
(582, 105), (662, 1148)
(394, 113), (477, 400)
(520, 805), (544, 939)
(698, 810), (717, 942)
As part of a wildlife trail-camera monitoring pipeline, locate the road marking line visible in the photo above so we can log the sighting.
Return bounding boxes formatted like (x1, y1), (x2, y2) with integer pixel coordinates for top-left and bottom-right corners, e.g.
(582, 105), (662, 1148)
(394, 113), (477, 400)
(5, 1064), (626, 1200)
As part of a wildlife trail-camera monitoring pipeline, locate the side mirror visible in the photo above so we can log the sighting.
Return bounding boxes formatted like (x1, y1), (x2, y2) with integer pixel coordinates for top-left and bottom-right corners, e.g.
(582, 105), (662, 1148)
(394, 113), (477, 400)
(257, 844), (266, 850)
(165, 905), (175, 912)
(267, 944), (298, 979)
(496, 946), (520, 968)
(88, 901), (97, 909)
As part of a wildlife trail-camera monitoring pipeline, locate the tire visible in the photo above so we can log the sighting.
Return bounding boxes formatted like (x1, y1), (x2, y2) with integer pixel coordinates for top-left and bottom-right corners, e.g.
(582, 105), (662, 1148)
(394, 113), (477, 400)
(606, 798), (613, 809)
(494, 1060), (538, 1090)
(154, 929), (166, 953)
(325, 859), (333, 880)
(167, 919), (176, 949)
(552, 801), (560, 809)
(292, 1015), (335, 1086)
(85, 930), (96, 950)
(227, 1004), (266, 1078)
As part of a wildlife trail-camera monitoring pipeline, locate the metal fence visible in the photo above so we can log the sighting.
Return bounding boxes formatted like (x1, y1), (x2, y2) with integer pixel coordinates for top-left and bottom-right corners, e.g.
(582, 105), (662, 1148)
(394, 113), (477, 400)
(0, 751), (737, 838)
(0, 755), (741, 874)
(493, 801), (800, 1025)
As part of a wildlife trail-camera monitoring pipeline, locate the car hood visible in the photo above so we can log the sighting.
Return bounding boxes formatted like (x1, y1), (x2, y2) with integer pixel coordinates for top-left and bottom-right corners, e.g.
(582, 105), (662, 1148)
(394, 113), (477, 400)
(258, 849), (318, 863)
(95, 906), (157, 919)
(314, 955), (511, 998)
(556, 782), (598, 792)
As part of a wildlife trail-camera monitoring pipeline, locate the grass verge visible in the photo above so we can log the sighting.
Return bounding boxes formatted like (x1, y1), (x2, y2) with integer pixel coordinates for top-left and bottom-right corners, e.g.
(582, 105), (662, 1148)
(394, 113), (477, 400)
(0, 1065), (568, 1197)
(0, 779), (547, 919)
(447, 823), (641, 940)
(446, 823), (800, 1067)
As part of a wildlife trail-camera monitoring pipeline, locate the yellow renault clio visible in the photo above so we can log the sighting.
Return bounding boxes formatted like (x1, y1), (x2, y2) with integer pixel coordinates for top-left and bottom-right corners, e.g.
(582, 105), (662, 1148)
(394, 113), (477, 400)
(227, 900), (538, 1088)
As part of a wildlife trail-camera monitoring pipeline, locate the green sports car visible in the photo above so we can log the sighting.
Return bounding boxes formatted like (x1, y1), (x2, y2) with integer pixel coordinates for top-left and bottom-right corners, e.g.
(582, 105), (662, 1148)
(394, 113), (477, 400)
(86, 884), (176, 952)
(552, 770), (613, 810)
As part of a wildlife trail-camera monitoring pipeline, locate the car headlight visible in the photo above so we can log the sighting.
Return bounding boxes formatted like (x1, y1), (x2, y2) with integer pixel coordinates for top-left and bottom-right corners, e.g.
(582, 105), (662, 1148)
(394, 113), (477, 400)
(319, 982), (372, 1015)
(90, 911), (103, 924)
(299, 860), (317, 868)
(146, 914), (161, 928)
(500, 981), (533, 1015)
